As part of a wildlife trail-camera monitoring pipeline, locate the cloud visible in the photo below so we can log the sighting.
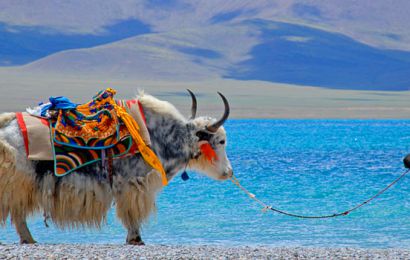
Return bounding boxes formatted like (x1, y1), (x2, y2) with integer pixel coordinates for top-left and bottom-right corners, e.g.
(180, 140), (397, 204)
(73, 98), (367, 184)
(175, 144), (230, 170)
(0, 1), (144, 34)
(282, 36), (311, 43)
(291, 3), (322, 20)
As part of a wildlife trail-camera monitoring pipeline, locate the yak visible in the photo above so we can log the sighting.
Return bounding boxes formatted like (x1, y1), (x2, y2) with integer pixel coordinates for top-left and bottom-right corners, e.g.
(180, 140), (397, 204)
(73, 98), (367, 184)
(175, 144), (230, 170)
(0, 90), (233, 245)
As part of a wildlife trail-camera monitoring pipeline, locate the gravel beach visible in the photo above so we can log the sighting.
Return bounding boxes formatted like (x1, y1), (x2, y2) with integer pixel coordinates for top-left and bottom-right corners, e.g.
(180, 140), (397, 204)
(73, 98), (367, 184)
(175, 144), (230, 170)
(0, 244), (409, 259)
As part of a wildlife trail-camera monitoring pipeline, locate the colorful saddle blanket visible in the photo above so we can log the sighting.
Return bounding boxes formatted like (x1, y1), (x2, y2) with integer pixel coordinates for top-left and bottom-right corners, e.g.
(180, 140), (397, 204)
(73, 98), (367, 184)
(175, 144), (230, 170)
(16, 89), (164, 182)
(51, 89), (140, 176)
(53, 89), (125, 150)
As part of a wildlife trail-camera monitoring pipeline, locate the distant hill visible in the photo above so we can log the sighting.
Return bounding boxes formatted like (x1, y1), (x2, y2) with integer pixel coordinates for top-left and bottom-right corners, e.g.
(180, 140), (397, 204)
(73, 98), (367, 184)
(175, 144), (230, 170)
(226, 20), (410, 91)
(0, 19), (150, 66)
(19, 20), (410, 91)
(1, 1), (410, 91)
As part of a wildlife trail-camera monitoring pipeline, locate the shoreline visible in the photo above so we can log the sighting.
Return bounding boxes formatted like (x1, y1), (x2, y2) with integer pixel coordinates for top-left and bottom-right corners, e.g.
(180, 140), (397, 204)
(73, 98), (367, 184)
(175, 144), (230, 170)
(1, 244), (409, 259)
(1, 73), (409, 119)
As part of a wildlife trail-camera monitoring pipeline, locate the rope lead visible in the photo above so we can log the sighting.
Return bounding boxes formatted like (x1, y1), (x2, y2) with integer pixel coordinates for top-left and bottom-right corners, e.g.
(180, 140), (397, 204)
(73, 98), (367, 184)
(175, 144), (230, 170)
(230, 168), (410, 219)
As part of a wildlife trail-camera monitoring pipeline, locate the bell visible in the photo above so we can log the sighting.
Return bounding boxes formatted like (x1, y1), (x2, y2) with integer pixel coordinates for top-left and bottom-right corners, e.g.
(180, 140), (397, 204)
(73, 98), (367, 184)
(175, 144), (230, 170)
(181, 171), (190, 181)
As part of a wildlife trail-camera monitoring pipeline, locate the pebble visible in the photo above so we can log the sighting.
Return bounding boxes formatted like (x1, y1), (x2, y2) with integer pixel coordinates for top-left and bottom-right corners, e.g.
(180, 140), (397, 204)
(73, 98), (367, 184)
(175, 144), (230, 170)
(0, 244), (409, 259)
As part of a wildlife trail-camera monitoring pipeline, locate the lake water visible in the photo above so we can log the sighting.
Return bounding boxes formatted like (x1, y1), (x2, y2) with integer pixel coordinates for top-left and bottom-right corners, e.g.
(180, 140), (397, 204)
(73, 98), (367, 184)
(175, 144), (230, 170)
(1, 120), (410, 248)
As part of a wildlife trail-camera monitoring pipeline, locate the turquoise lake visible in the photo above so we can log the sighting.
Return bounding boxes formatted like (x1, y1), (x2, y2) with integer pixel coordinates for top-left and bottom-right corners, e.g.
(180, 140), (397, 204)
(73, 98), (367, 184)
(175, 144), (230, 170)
(1, 120), (410, 248)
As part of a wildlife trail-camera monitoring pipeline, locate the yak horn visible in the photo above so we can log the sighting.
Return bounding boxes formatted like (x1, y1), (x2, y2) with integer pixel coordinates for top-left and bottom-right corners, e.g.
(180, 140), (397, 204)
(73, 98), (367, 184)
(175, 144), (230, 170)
(206, 92), (230, 133)
(187, 89), (197, 120)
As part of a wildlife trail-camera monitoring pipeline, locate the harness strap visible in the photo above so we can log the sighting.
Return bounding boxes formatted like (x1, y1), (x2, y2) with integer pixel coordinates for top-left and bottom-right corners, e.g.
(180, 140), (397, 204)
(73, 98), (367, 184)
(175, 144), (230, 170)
(137, 101), (147, 125)
(107, 149), (114, 187)
(15, 112), (29, 156)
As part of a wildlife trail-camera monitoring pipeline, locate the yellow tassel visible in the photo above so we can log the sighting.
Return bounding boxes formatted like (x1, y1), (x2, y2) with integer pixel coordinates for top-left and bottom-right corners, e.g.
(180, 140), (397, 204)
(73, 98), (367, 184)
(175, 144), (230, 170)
(108, 96), (168, 186)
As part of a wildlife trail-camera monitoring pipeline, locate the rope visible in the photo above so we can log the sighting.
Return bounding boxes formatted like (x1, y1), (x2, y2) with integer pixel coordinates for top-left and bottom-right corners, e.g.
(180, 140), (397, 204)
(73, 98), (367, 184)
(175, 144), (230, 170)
(230, 169), (410, 219)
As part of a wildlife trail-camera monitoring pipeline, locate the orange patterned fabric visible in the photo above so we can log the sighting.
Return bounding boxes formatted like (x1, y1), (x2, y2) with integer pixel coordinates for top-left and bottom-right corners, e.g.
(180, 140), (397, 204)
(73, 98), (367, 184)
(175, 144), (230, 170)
(54, 89), (119, 144)
(49, 88), (168, 185)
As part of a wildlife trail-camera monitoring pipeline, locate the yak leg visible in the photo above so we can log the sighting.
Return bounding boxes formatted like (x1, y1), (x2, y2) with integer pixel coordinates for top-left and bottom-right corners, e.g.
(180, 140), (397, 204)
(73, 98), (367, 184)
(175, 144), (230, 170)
(113, 172), (162, 245)
(114, 189), (146, 245)
(7, 168), (39, 244)
(1, 115), (38, 244)
(13, 215), (36, 244)
(126, 226), (144, 245)
(0, 137), (35, 244)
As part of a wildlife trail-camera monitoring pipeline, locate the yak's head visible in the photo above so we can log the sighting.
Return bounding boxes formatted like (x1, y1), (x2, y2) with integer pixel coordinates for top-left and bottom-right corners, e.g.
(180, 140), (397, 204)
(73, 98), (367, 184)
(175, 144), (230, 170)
(186, 90), (233, 181)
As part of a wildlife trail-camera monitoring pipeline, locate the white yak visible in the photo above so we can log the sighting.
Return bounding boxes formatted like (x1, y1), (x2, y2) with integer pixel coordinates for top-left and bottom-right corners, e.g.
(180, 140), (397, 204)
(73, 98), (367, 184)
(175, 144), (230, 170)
(0, 90), (233, 245)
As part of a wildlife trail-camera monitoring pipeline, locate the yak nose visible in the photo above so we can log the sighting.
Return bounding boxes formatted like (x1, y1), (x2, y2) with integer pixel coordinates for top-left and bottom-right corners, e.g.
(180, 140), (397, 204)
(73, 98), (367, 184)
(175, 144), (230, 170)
(219, 168), (233, 181)
(225, 168), (233, 178)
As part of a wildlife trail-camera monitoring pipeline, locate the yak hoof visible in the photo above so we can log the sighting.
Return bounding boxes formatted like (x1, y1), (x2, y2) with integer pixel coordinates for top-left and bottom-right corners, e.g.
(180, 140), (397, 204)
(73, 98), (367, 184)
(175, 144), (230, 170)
(20, 239), (37, 244)
(127, 239), (145, 246)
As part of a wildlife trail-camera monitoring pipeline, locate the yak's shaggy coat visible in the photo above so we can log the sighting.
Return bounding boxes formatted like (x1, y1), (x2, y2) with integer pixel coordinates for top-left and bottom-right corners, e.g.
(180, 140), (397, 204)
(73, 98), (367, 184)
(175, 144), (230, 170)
(0, 94), (232, 244)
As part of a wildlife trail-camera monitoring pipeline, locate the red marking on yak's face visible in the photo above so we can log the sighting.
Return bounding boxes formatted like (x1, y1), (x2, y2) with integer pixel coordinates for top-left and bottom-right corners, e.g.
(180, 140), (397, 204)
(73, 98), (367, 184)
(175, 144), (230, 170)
(200, 143), (218, 163)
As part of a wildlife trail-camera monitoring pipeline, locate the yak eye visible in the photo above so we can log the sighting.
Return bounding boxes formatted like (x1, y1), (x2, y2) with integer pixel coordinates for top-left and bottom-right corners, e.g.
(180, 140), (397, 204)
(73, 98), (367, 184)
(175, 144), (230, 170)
(219, 140), (225, 145)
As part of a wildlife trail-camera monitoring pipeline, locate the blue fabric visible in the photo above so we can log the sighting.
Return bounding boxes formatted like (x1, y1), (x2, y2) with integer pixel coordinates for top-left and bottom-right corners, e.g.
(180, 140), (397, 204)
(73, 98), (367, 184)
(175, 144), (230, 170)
(41, 96), (78, 117)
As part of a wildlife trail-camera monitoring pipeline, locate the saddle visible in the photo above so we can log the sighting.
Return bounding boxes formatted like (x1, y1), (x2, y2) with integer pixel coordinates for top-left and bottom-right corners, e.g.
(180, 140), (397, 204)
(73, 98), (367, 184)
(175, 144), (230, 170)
(17, 88), (168, 185)
(53, 89), (125, 149)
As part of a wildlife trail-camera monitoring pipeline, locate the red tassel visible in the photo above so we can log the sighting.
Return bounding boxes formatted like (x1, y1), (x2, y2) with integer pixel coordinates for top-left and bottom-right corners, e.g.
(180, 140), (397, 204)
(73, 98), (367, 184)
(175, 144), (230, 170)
(200, 143), (218, 162)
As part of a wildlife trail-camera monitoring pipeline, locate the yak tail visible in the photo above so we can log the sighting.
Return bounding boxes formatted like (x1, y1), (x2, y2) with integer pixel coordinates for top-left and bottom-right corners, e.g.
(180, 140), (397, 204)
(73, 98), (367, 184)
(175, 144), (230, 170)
(0, 113), (16, 128)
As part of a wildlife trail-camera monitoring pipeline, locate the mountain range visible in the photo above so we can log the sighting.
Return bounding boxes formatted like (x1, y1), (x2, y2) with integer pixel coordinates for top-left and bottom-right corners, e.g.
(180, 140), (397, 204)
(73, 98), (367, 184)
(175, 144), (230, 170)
(1, 1), (410, 91)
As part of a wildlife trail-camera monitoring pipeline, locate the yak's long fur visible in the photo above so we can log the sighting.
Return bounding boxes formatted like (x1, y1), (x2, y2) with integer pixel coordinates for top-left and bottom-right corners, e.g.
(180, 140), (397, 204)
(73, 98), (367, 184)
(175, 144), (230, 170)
(0, 93), (232, 244)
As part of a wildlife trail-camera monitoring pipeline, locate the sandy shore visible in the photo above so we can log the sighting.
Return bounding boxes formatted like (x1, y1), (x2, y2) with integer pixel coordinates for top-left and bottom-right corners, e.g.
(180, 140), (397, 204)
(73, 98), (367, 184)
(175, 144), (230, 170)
(0, 244), (409, 259)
